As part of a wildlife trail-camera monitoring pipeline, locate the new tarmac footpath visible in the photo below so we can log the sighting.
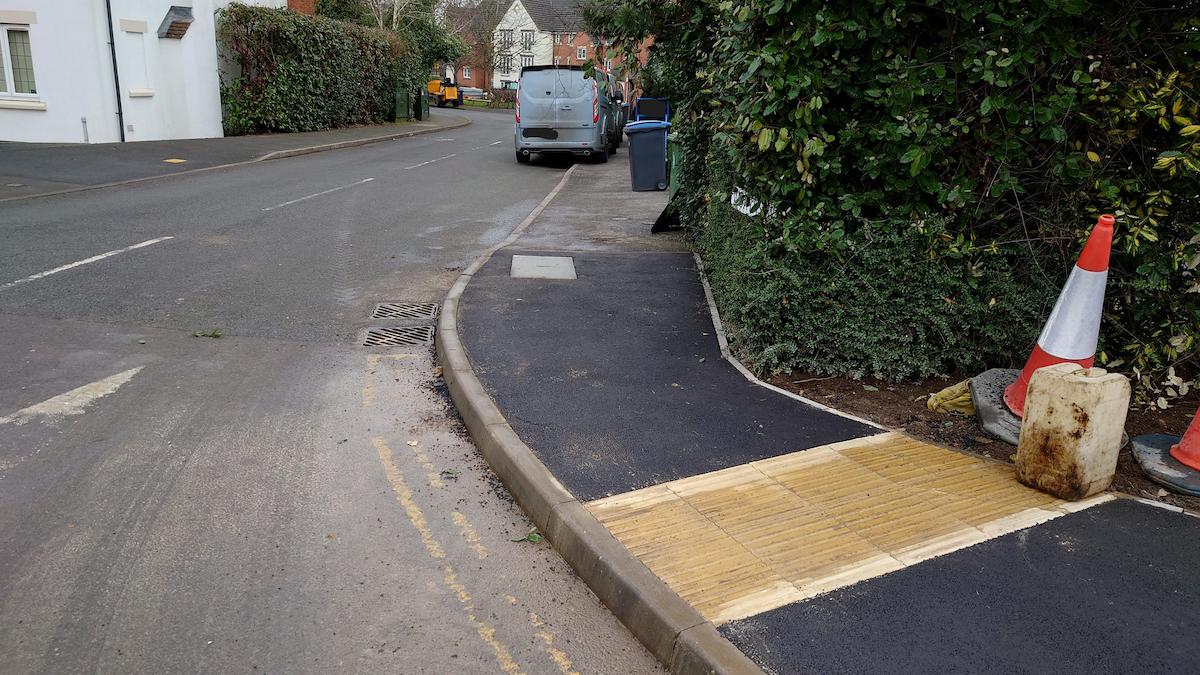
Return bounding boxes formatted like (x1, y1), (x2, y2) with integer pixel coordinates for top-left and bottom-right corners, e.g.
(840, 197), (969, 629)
(440, 152), (1200, 674)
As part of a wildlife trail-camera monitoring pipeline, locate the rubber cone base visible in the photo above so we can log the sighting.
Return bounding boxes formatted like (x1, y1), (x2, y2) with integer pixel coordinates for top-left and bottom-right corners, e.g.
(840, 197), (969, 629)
(1132, 433), (1200, 497)
(971, 368), (1023, 446)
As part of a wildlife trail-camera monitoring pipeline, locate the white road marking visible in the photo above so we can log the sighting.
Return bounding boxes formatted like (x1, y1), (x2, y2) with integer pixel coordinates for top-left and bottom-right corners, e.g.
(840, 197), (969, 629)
(404, 154), (458, 170)
(0, 237), (174, 292)
(262, 177), (375, 211)
(0, 367), (143, 425)
(490, 141), (503, 146)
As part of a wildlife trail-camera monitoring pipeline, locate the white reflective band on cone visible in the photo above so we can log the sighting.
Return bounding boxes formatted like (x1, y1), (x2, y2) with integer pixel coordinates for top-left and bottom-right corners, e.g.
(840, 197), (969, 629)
(1037, 266), (1108, 359)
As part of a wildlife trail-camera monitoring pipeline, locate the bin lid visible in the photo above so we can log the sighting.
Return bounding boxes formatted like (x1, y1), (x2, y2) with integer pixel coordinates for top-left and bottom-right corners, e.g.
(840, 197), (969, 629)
(624, 120), (671, 134)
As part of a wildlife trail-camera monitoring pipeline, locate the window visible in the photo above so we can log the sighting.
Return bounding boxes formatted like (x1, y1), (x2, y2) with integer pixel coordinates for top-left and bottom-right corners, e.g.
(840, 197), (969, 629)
(520, 54), (534, 68)
(462, 66), (471, 80)
(568, 32), (576, 42)
(605, 58), (612, 71)
(520, 29), (534, 50)
(499, 54), (513, 74)
(498, 29), (513, 48)
(576, 46), (586, 61)
(553, 32), (561, 44)
(553, 56), (560, 66)
(1, 25), (37, 96)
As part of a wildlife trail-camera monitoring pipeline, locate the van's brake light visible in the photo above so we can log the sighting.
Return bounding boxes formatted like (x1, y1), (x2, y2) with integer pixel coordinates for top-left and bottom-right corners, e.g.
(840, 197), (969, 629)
(515, 82), (521, 123)
(592, 82), (599, 124)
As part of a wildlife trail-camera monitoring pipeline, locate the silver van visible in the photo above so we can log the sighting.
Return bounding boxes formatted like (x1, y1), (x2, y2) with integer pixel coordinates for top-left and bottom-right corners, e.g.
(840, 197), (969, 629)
(514, 65), (618, 164)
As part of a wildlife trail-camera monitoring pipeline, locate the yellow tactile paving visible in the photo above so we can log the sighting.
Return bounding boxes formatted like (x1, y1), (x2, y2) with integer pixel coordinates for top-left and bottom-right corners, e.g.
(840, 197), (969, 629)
(587, 432), (1114, 625)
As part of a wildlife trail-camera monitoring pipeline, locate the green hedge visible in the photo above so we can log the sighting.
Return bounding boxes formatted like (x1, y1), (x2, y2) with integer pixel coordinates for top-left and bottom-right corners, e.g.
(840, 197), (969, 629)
(587, 0), (1199, 402)
(218, 3), (464, 133)
(218, 4), (403, 134)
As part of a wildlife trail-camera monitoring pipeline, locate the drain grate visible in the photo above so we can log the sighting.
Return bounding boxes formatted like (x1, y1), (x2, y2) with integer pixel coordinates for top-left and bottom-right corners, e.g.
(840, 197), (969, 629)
(371, 302), (439, 320)
(362, 325), (435, 347)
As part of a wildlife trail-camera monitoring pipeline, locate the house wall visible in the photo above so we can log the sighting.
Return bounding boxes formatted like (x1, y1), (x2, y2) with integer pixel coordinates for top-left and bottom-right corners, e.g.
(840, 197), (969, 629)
(491, 0), (550, 90)
(0, 0), (245, 143)
(550, 31), (592, 67)
(0, 3), (115, 143)
(453, 64), (490, 91)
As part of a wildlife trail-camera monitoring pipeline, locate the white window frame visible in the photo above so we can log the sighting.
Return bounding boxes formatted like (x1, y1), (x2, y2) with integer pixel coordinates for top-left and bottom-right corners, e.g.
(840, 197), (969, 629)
(576, 46), (586, 61)
(568, 32), (576, 43)
(498, 29), (514, 49)
(553, 32), (561, 44)
(462, 66), (471, 80)
(520, 54), (534, 68)
(499, 54), (512, 74)
(520, 29), (534, 50)
(1, 24), (38, 99)
(553, 56), (560, 66)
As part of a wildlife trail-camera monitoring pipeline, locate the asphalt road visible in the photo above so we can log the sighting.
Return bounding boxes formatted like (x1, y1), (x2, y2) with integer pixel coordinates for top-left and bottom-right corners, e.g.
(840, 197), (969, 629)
(0, 109), (661, 674)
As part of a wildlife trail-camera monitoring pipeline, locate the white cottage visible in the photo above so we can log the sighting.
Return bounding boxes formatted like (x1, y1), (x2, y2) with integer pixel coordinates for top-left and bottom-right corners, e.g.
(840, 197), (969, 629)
(0, 1), (285, 143)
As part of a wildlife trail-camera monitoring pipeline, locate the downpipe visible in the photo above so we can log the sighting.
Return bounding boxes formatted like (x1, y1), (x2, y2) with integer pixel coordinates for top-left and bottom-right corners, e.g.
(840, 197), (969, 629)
(103, 0), (125, 142)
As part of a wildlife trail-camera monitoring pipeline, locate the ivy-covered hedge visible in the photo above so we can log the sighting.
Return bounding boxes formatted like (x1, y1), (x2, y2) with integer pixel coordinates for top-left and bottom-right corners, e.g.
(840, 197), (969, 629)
(217, 3), (465, 134)
(587, 0), (1199, 402)
(218, 4), (400, 133)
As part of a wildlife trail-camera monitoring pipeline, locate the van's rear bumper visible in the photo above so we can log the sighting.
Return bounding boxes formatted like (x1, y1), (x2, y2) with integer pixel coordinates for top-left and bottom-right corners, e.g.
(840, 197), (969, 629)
(515, 125), (603, 154)
(517, 146), (601, 156)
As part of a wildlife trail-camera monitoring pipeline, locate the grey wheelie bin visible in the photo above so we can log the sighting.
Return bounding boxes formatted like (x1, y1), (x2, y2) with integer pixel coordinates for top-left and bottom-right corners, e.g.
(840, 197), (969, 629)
(624, 120), (671, 191)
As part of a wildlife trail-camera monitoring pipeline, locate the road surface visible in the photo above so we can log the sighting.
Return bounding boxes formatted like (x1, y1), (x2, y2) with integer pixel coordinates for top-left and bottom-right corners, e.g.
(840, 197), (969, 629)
(0, 109), (660, 674)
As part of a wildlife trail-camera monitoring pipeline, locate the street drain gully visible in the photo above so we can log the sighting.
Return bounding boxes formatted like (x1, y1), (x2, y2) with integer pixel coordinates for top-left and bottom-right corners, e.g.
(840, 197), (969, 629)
(362, 326), (435, 347)
(371, 302), (439, 321)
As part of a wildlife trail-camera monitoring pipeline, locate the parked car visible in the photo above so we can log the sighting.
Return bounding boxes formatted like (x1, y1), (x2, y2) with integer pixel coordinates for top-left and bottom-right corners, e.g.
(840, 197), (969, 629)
(514, 65), (617, 164)
(460, 86), (488, 100)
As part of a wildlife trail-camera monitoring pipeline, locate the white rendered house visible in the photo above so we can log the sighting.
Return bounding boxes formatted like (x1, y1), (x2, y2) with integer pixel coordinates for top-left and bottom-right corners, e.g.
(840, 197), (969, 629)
(0, 1), (282, 143)
(491, 0), (581, 90)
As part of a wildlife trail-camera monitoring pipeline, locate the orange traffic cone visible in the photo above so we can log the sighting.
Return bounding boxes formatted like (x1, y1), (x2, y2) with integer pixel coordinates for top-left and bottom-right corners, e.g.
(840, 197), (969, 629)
(1004, 214), (1115, 417)
(1170, 408), (1200, 470)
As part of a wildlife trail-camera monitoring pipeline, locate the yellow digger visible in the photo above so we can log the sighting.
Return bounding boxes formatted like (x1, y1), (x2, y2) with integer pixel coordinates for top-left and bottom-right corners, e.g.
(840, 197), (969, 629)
(427, 78), (463, 108)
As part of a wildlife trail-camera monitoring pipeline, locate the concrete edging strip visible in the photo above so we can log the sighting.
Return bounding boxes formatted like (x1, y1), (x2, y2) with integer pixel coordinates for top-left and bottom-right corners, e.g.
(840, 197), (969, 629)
(0, 117), (472, 204)
(436, 167), (764, 674)
(692, 251), (886, 431)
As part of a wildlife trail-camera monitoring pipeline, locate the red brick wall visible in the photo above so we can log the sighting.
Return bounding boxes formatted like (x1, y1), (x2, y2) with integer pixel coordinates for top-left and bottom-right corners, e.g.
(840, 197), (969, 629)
(551, 31), (594, 67)
(455, 64), (491, 90)
(288, 0), (316, 14)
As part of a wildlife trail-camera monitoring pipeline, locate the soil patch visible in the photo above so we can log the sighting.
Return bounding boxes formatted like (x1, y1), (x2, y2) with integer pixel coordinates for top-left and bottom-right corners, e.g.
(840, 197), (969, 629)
(768, 371), (1200, 511)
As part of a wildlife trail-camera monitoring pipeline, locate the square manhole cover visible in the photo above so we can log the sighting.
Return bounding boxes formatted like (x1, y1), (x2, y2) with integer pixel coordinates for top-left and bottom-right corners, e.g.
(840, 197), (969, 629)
(371, 302), (439, 320)
(362, 326), (435, 347)
(510, 255), (577, 280)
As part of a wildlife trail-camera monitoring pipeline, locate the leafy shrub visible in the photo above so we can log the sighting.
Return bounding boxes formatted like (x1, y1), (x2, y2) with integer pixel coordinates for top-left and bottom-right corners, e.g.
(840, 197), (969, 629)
(489, 89), (517, 109)
(587, 0), (1199, 400)
(218, 3), (465, 134)
(219, 4), (402, 134)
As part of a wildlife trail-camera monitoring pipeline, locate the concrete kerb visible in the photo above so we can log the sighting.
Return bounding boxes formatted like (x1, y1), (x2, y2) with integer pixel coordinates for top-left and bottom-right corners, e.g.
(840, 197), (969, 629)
(435, 166), (764, 674)
(0, 117), (472, 204)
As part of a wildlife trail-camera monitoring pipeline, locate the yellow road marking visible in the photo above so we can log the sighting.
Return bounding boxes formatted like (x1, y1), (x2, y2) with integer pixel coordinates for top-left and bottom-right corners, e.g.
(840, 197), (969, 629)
(375, 438), (445, 559)
(407, 440), (445, 488)
(529, 612), (579, 675)
(453, 511), (488, 560)
(373, 437), (523, 674)
(589, 432), (1114, 624)
(162, 158), (187, 164)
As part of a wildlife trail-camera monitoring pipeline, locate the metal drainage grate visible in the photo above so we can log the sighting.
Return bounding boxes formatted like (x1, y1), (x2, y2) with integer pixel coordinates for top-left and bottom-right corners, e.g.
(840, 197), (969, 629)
(371, 302), (439, 321)
(362, 326), (435, 347)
